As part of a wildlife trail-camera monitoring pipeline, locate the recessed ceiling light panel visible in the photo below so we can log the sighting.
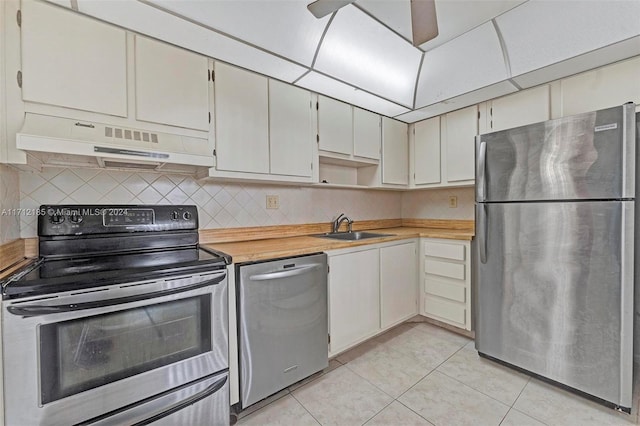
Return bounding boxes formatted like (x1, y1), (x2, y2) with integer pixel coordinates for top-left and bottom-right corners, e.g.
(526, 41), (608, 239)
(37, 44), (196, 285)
(496, 0), (640, 77)
(314, 6), (422, 107)
(415, 22), (509, 108)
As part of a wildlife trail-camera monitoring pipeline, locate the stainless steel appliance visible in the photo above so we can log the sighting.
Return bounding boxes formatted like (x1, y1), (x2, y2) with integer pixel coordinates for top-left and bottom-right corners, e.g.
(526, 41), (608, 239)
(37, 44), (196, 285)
(1, 205), (231, 425)
(475, 103), (636, 412)
(238, 253), (328, 408)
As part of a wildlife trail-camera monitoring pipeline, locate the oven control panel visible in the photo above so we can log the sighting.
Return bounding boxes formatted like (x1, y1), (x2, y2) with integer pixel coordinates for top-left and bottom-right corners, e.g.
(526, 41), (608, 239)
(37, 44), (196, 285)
(38, 205), (199, 236)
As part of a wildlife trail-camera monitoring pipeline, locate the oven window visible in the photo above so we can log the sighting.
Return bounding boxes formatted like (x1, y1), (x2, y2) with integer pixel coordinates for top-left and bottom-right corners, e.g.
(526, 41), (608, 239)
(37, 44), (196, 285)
(39, 295), (212, 404)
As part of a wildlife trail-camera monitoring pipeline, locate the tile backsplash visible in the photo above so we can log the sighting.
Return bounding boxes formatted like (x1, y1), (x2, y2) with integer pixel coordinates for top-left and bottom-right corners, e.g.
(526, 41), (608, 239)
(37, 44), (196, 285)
(402, 187), (475, 220)
(15, 167), (478, 239)
(18, 167), (403, 238)
(0, 164), (20, 243)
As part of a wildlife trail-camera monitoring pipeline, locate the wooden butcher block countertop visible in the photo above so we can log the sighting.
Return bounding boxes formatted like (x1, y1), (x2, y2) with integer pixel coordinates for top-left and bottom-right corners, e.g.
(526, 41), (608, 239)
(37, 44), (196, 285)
(0, 219), (474, 277)
(204, 219), (474, 264)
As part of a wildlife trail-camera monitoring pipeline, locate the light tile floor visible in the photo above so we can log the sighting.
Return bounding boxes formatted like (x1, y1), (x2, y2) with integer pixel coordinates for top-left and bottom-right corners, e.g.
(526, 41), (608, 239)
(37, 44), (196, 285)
(237, 322), (640, 426)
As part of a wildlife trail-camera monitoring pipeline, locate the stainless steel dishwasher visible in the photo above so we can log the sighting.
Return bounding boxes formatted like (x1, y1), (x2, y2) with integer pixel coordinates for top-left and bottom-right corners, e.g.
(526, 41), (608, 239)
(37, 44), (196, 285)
(238, 253), (328, 408)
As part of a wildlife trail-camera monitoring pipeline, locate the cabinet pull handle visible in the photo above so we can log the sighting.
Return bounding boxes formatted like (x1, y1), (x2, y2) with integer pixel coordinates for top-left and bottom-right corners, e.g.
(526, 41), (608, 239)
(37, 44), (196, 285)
(75, 122), (95, 129)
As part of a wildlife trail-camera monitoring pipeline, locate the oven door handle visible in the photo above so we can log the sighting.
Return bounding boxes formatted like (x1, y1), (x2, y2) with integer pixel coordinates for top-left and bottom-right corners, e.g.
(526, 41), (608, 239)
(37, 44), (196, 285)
(7, 272), (226, 317)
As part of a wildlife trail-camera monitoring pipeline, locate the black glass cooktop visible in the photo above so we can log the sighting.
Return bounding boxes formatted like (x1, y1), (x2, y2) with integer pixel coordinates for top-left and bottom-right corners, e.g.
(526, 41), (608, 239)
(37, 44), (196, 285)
(2, 247), (230, 300)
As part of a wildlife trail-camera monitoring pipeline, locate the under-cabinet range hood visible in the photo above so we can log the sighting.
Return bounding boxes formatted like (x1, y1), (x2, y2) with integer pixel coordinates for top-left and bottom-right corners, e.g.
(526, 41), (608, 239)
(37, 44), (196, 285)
(16, 113), (213, 173)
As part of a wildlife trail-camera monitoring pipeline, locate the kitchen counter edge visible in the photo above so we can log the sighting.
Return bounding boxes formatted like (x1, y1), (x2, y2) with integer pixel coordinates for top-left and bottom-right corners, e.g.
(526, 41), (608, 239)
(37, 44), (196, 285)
(205, 227), (474, 264)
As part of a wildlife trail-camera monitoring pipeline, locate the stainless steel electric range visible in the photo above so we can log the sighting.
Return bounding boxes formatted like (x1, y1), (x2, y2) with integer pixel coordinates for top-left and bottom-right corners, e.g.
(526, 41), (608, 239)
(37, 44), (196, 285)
(1, 205), (231, 426)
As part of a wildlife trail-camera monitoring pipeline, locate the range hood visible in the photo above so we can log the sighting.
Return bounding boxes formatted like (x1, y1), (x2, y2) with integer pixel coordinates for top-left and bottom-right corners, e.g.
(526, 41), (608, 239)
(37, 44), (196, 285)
(16, 113), (214, 173)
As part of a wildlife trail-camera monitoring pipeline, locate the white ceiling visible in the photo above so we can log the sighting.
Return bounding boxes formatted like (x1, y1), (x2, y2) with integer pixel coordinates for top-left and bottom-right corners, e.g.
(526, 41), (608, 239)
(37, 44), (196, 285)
(64, 0), (640, 122)
(356, 0), (525, 51)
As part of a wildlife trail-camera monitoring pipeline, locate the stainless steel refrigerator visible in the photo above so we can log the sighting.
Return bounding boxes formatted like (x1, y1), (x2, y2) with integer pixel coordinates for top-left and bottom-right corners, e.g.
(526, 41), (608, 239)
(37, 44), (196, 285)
(474, 103), (636, 412)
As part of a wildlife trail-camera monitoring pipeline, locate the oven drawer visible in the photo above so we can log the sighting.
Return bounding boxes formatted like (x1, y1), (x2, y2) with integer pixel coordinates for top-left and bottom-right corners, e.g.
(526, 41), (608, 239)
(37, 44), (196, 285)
(86, 371), (229, 426)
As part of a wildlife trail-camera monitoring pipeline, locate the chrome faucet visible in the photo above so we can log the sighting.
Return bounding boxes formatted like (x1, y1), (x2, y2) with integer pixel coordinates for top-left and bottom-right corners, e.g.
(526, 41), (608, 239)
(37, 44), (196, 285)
(332, 213), (353, 233)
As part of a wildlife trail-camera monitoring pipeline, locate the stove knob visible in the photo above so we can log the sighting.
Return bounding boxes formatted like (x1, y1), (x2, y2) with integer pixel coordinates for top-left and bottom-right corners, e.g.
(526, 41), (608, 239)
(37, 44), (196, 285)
(183, 211), (192, 221)
(70, 212), (83, 223)
(50, 214), (65, 224)
(171, 211), (180, 221)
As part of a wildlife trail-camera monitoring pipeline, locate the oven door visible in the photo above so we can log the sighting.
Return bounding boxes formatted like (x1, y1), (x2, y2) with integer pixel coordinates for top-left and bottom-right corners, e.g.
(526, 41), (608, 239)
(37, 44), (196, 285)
(2, 269), (228, 426)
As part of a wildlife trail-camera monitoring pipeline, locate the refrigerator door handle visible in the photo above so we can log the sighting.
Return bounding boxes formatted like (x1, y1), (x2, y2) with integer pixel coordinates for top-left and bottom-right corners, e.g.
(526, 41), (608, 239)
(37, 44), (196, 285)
(478, 203), (487, 264)
(477, 140), (487, 202)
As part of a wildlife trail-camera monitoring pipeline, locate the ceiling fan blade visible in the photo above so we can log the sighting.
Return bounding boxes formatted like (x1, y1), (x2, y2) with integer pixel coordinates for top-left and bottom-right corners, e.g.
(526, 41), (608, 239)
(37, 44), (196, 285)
(307, 0), (356, 18)
(411, 0), (439, 46)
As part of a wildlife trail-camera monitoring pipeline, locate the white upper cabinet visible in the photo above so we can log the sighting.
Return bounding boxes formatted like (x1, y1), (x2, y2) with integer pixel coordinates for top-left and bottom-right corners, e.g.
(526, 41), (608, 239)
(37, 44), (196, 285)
(489, 85), (550, 132)
(382, 117), (409, 186)
(353, 107), (381, 160)
(318, 96), (352, 155)
(269, 80), (313, 177)
(317, 99), (383, 187)
(560, 57), (640, 117)
(21, 0), (127, 117)
(410, 107), (476, 189)
(134, 35), (209, 131)
(214, 62), (269, 174)
(210, 64), (315, 183)
(413, 117), (441, 185)
(444, 105), (477, 183)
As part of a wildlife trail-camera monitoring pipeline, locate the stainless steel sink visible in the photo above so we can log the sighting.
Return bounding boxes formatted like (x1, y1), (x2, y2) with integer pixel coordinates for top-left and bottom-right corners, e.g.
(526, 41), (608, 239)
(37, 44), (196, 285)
(315, 231), (392, 241)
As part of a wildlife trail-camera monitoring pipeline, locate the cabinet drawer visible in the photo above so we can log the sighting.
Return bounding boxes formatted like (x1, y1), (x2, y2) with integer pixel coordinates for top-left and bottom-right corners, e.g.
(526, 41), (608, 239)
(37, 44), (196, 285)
(425, 278), (465, 303)
(424, 241), (465, 261)
(424, 296), (466, 326)
(424, 259), (465, 280)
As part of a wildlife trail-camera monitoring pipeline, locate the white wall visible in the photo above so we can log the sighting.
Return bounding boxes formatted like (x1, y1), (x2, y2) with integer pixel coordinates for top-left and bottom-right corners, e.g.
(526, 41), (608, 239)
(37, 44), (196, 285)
(402, 187), (475, 220)
(0, 164), (20, 243)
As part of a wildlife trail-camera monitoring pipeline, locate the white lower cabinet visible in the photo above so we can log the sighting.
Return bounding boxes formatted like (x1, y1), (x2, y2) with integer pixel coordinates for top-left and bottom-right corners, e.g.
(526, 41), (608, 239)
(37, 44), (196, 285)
(380, 242), (418, 328)
(421, 238), (472, 331)
(328, 240), (418, 356)
(328, 248), (380, 356)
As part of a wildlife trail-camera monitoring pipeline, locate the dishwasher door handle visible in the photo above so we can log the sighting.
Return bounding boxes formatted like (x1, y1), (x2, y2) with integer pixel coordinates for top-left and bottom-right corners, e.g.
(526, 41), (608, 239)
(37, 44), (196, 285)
(249, 264), (322, 281)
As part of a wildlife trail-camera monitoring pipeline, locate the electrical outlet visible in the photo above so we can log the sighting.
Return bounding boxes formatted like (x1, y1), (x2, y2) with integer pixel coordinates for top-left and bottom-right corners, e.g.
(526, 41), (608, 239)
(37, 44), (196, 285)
(266, 195), (279, 209)
(448, 196), (458, 208)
